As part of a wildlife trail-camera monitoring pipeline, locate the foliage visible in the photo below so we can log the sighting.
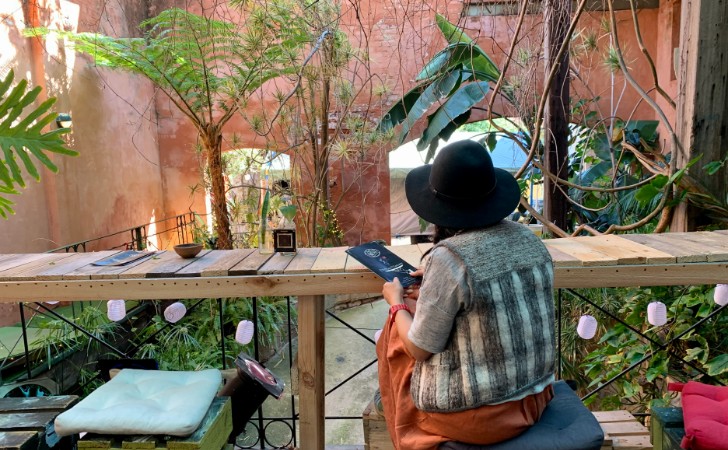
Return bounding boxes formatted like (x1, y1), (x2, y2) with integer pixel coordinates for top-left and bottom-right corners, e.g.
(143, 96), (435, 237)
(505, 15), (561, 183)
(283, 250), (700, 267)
(379, 14), (503, 163)
(0, 70), (77, 218)
(31, 7), (307, 248)
(33, 297), (294, 393)
(562, 285), (728, 413)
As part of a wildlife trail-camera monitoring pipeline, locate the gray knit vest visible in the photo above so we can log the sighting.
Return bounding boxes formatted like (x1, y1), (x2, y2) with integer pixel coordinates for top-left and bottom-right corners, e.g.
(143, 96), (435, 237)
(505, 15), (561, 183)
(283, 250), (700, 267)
(410, 221), (556, 412)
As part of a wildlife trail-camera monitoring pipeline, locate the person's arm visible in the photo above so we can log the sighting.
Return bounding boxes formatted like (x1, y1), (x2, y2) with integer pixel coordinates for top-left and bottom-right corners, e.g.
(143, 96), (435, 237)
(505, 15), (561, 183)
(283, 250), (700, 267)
(382, 277), (432, 361)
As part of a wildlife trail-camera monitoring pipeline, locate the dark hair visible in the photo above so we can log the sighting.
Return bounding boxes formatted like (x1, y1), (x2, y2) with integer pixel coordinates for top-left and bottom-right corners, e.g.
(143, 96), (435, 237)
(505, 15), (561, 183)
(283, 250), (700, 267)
(431, 225), (466, 244)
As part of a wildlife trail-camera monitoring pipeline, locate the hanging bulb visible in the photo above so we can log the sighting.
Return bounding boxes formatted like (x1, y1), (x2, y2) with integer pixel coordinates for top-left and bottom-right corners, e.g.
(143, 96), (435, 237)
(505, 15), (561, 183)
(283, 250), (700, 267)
(163, 302), (187, 323)
(577, 315), (597, 339)
(235, 320), (255, 344)
(714, 284), (728, 306)
(106, 300), (126, 322)
(647, 301), (668, 326)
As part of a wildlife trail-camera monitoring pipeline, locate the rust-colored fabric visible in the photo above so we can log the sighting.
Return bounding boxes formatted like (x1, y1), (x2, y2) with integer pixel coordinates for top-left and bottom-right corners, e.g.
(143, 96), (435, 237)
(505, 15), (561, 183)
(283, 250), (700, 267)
(376, 315), (553, 450)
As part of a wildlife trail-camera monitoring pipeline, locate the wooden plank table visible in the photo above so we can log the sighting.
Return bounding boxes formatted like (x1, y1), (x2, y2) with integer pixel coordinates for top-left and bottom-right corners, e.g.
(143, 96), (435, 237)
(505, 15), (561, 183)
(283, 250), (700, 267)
(0, 231), (726, 450)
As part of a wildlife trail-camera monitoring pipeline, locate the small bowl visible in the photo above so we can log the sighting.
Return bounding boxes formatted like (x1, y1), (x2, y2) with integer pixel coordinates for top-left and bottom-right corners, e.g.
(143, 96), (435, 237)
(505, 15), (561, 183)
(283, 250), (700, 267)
(174, 243), (203, 259)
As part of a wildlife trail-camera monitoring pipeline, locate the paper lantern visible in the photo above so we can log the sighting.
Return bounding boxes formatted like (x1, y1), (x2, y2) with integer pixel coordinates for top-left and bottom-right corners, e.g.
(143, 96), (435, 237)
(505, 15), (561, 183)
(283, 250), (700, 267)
(45, 301), (59, 305)
(106, 299), (126, 322)
(647, 301), (668, 326)
(715, 284), (728, 306)
(235, 320), (255, 344)
(163, 302), (187, 323)
(577, 315), (598, 339)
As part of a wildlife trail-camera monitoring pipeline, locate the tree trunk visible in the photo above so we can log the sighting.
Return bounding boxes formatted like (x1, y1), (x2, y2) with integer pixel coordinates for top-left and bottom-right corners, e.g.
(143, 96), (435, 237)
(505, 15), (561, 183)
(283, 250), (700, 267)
(543, 0), (571, 231)
(671, 0), (728, 231)
(202, 129), (233, 249)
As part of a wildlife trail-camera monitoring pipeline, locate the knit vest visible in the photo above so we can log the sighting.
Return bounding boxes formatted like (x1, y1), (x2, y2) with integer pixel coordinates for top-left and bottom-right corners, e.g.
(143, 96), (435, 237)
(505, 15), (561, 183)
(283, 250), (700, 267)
(410, 221), (556, 412)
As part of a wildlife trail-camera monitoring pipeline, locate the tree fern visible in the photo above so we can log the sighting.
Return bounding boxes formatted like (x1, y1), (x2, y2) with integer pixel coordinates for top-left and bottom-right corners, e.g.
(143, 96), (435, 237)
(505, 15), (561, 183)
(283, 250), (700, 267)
(0, 70), (77, 218)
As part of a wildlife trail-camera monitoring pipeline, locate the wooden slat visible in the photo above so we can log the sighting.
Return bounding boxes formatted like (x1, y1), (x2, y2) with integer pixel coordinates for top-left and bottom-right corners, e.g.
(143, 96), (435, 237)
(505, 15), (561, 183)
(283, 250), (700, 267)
(118, 250), (210, 279)
(0, 395), (78, 413)
(0, 254), (59, 274)
(545, 245), (583, 267)
(0, 431), (38, 450)
(258, 253), (296, 274)
(611, 434), (652, 449)
(284, 248), (321, 274)
(62, 253), (159, 280)
(620, 234), (708, 263)
(34, 252), (120, 281)
(310, 247), (348, 273)
(0, 412), (59, 431)
(228, 251), (274, 275)
(601, 420), (650, 437)
(648, 233), (728, 262)
(592, 410), (637, 423)
(716, 230), (728, 235)
(176, 249), (251, 277)
(0, 253), (77, 281)
(544, 238), (618, 266)
(583, 235), (675, 264)
(389, 245), (424, 268)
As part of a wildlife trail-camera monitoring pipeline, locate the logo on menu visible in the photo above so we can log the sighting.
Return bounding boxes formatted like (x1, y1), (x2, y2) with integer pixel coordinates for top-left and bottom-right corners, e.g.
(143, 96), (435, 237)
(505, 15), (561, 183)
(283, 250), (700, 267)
(364, 248), (381, 258)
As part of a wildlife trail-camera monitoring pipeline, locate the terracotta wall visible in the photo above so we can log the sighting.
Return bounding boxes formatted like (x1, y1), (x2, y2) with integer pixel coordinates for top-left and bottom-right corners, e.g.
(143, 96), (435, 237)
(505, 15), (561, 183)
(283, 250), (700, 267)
(0, 0), (165, 255)
(0, 0), (678, 254)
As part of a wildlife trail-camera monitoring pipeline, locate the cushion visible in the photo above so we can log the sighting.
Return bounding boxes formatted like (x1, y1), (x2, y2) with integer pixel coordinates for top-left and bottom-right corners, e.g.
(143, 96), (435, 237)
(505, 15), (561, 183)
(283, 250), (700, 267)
(54, 369), (221, 437)
(439, 381), (604, 450)
(669, 381), (728, 450)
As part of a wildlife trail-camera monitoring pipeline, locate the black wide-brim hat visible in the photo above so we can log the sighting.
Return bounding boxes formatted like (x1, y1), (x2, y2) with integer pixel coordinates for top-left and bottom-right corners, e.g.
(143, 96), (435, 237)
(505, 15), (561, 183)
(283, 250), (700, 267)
(405, 140), (521, 229)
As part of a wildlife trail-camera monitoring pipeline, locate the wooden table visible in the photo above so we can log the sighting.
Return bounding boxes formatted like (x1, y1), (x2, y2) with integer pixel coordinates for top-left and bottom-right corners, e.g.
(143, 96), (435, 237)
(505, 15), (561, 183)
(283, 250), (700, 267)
(0, 230), (727, 449)
(0, 395), (79, 450)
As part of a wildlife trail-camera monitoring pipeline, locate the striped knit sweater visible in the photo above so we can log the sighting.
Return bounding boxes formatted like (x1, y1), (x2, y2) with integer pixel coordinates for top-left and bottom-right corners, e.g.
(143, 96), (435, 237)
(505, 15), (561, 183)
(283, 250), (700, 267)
(410, 221), (556, 412)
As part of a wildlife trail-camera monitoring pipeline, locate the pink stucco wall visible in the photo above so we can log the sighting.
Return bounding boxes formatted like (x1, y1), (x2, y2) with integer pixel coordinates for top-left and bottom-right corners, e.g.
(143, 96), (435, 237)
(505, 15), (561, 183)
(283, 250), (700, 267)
(0, 0), (165, 254)
(0, 0), (677, 254)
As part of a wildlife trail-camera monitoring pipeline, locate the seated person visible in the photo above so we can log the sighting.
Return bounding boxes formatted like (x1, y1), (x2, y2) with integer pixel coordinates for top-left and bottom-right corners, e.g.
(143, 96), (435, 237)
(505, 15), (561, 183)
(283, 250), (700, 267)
(377, 140), (555, 450)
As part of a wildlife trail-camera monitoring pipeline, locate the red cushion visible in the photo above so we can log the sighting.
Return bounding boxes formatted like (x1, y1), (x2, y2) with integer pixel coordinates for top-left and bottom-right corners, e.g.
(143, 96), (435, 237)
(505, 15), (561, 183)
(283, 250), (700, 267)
(670, 381), (728, 450)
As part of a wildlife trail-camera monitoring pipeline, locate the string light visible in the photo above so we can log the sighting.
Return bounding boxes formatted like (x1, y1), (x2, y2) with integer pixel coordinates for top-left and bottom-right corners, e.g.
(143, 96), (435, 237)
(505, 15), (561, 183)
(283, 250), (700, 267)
(714, 284), (728, 306)
(577, 315), (597, 339)
(163, 302), (187, 323)
(647, 301), (668, 326)
(106, 300), (126, 321)
(235, 320), (254, 344)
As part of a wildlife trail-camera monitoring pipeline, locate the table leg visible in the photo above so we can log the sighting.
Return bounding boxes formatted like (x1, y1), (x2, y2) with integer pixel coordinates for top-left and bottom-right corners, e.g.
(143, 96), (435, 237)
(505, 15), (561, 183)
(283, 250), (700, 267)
(297, 294), (325, 450)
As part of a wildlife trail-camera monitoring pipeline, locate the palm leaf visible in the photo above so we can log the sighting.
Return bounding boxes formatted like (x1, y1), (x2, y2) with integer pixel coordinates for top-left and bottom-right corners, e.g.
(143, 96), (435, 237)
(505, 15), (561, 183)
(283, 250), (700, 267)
(416, 81), (490, 152)
(0, 70), (77, 218)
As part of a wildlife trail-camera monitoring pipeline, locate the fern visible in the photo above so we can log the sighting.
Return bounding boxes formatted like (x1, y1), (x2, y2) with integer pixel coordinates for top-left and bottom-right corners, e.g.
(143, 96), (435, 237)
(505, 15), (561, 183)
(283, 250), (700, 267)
(0, 70), (77, 218)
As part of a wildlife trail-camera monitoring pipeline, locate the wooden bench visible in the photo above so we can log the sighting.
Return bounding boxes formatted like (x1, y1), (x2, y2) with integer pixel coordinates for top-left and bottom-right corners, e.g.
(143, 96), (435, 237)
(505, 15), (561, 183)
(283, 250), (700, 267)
(77, 397), (232, 450)
(363, 403), (653, 450)
(0, 395), (79, 450)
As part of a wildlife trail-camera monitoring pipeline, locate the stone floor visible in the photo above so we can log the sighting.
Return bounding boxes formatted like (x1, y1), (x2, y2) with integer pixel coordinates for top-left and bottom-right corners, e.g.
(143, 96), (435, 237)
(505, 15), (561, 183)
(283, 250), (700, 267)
(244, 299), (389, 448)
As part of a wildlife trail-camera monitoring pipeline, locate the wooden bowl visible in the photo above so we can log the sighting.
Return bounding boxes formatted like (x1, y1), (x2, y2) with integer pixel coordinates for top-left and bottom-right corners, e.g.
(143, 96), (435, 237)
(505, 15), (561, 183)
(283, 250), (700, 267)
(174, 243), (203, 258)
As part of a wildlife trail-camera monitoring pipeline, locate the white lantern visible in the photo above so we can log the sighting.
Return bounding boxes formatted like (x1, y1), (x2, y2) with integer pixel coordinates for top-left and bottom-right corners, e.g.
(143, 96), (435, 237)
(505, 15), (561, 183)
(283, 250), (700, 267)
(714, 284), (728, 306)
(106, 300), (126, 322)
(235, 320), (255, 344)
(45, 301), (59, 305)
(647, 301), (668, 326)
(577, 315), (598, 339)
(163, 302), (187, 323)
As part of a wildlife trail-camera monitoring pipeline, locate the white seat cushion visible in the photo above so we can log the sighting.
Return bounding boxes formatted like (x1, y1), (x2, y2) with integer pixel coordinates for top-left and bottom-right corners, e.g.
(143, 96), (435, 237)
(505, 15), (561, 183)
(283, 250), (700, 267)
(54, 369), (221, 437)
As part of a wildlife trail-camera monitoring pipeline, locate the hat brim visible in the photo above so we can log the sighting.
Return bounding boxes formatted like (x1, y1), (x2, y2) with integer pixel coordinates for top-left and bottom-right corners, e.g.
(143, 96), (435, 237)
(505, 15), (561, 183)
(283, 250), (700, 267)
(405, 164), (521, 229)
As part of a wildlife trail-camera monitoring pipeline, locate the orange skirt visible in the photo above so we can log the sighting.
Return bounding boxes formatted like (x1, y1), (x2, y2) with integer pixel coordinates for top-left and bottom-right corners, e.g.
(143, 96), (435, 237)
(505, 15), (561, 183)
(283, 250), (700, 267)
(376, 315), (553, 450)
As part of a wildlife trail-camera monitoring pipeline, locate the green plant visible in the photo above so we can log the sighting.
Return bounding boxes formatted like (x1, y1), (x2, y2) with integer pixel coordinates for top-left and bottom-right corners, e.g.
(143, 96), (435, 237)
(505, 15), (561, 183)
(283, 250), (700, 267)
(0, 70), (77, 218)
(32, 7), (306, 248)
(566, 285), (728, 413)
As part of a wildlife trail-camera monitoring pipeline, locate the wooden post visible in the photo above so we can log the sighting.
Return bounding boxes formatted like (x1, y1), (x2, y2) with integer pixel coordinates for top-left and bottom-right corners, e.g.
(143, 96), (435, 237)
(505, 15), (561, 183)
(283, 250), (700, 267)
(297, 294), (325, 449)
(671, 0), (728, 231)
(543, 0), (571, 231)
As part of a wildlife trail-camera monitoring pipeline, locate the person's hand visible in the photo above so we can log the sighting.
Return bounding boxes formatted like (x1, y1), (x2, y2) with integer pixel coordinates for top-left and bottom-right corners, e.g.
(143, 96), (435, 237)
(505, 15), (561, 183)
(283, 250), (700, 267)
(404, 268), (423, 300)
(382, 277), (404, 307)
